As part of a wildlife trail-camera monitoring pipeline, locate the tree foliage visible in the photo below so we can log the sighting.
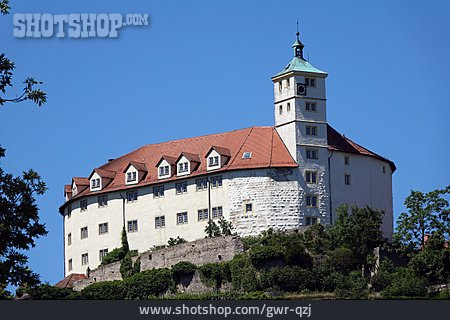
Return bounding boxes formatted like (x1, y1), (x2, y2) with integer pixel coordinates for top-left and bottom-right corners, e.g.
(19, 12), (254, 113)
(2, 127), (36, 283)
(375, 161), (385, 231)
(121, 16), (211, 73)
(0, 146), (47, 294)
(167, 236), (187, 247)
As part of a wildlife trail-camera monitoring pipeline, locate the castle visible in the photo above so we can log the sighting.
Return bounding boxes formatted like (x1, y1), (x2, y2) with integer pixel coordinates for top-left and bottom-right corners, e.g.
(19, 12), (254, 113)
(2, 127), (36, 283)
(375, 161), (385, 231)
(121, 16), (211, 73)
(59, 31), (395, 276)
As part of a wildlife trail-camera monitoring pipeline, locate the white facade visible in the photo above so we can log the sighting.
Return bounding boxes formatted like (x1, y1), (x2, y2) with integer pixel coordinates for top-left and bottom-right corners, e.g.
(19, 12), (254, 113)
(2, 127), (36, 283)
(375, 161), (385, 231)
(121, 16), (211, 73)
(61, 33), (395, 276)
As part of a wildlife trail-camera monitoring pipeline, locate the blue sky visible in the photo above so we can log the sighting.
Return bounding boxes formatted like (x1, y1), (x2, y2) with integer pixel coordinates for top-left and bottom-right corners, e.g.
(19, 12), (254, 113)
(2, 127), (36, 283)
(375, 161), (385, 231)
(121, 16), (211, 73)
(0, 0), (449, 286)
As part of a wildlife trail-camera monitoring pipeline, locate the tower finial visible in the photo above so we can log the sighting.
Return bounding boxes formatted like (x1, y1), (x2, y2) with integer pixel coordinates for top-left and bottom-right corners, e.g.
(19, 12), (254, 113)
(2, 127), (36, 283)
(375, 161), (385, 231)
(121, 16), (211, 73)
(292, 20), (304, 59)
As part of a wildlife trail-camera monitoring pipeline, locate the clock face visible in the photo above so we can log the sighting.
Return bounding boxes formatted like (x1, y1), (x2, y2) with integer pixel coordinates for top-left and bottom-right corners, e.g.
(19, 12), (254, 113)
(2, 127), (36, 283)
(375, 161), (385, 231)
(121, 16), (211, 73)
(297, 83), (307, 96)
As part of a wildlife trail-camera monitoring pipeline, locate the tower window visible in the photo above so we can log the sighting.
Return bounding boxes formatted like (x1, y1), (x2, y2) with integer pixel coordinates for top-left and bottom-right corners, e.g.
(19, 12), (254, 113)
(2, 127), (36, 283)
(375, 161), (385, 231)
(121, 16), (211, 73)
(305, 102), (317, 112)
(383, 166), (386, 173)
(287, 103), (291, 112)
(68, 233), (72, 246)
(278, 81), (282, 91)
(279, 105), (283, 114)
(305, 78), (316, 87)
(306, 148), (319, 160)
(306, 126), (317, 136)
(306, 195), (318, 207)
(305, 171), (317, 184)
(286, 78), (290, 87)
(345, 156), (350, 165)
(345, 174), (351, 185)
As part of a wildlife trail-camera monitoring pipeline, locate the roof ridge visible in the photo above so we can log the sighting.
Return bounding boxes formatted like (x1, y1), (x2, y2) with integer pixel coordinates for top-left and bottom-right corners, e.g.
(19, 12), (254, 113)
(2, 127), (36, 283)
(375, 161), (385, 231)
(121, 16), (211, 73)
(227, 127), (254, 169)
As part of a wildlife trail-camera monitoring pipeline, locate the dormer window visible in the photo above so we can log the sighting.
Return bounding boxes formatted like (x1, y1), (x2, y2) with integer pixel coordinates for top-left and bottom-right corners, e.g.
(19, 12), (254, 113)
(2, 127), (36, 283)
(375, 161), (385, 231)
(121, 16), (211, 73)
(127, 171), (137, 182)
(209, 156), (219, 167)
(159, 166), (169, 177)
(178, 162), (188, 173)
(206, 146), (230, 171)
(91, 178), (100, 189)
(156, 156), (177, 179)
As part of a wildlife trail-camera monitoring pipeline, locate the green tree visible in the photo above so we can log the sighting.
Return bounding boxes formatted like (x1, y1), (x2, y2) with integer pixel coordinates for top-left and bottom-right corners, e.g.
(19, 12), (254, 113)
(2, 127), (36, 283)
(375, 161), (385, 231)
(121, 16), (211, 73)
(205, 220), (221, 238)
(218, 218), (233, 236)
(0, 147), (48, 297)
(0, 1), (46, 107)
(167, 236), (187, 247)
(395, 186), (449, 251)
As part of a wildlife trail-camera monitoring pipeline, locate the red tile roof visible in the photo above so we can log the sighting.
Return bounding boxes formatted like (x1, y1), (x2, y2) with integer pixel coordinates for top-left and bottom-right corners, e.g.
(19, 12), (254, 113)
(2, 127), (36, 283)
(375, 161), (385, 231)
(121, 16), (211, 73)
(178, 152), (201, 163)
(156, 155), (178, 166)
(91, 168), (116, 179)
(123, 161), (148, 173)
(72, 177), (89, 186)
(207, 145), (232, 158)
(54, 273), (87, 288)
(327, 125), (396, 172)
(64, 184), (72, 195)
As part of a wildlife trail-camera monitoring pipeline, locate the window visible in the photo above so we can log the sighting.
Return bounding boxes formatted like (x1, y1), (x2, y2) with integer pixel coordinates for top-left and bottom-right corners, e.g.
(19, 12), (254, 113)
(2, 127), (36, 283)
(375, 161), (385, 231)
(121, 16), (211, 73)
(67, 205), (71, 219)
(196, 178), (207, 191)
(242, 152), (252, 159)
(286, 78), (290, 87)
(245, 203), (253, 213)
(99, 249), (108, 262)
(383, 166), (386, 174)
(99, 222), (108, 235)
(153, 185), (165, 198)
(68, 259), (73, 271)
(127, 171), (137, 182)
(68, 233), (72, 246)
(305, 171), (317, 184)
(305, 78), (316, 87)
(306, 126), (317, 136)
(178, 162), (189, 173)
(155, 215), (165, 228)
(91, 178), (100, 189)
(345, 156), (349, 165)
(177, 212), (188, 225)
(80, 199), (88, 212)
(127, 220), (138, 232)
(345, 174), (351, 185)
(306, 195), (318, 207)
(305, 102), (317, 112)
(80, 226), (88, 239)
(279, 105), (283, 114)
(209, 156), (219, 167)
(211, 176), (223, 188)
(306, 148), (319, 160)
(212, 206), (223, 219)
(306, 217), (318, 226)
(98, 195), (108, 208)
(198, 209), (209, 221)
(278, 81), (282, 91)
(287, 102), (291, 112)
(81, 253), (89, 266)
(126, 190), (138, 202)
(176, 181), (188, 194)
(159, 165), (169, 177)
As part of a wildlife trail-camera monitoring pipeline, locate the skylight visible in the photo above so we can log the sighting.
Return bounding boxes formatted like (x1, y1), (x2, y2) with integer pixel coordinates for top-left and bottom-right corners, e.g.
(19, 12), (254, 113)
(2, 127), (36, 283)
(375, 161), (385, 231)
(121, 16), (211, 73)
(242, 152), (252, 159)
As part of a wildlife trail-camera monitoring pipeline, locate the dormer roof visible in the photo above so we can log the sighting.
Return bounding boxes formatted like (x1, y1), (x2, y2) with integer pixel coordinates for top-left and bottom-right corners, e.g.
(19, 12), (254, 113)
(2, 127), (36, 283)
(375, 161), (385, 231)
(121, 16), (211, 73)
(123, 161), (148, 173)
(155, 155), (177, 167)
(88, 168), (116, 180)
(205, 146), (231, 158)
(72, 177), (89, 186)
(177, 152), (201, 163)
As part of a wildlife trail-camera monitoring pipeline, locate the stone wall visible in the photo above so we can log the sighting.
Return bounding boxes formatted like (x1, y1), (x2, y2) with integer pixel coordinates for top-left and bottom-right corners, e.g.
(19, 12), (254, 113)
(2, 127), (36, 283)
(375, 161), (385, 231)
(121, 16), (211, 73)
(73, 235), (244, 291)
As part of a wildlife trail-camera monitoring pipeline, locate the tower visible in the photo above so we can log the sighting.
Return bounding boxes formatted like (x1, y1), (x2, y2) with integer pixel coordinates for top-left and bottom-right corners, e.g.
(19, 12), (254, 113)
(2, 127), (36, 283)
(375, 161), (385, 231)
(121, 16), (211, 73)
(272, 29), (331, 225)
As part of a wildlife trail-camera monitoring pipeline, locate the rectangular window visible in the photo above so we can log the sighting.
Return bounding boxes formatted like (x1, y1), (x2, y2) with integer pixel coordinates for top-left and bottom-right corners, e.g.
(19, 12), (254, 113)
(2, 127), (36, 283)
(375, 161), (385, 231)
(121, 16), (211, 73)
(197, 209), (209, 221)
(345, 156), (350, 165)
(306, 195), (318, 207)
(68, 259), (73, 271)
(81, 253), (89, 266)
(67, 205), (71, 219)
(279, 105), (283, 115)
(177, 212), (188, 225)
(306, 148), (319, 160)
(306, 126), (317, 136)
(305, 171), (317, 184)
(287, 102), (291, 112)
(99, 249), (108, 262)
(80, 226), (88, 239)
(68, 233), (72, 246)
(196, 178), (208, 191)
(159, 166), (169, 177)
(383, 166), (386, 174)
(155, 215), (165, 228)
(306, 217), (318, 226)
(178, 162), (189, 173)
(80, 199), (87, 211)
(153, 185), (165, 198)
(127, 220), (138, 232)
(305, 102), (317, 112)
(212, 206), (223, 219)
(286, 78), (290, 88)
(98, 195), (108, 208)
(209, 156), (219, 167)
(126, 190), (138, 202)
(305, 78), (316, 87)
(345, 174), (351, 185)
(99, 222), (108, 235)
(127, 171), (137, 182)
(211, 176), (223, 188)
(245, 203), (253, 213)
(175, 181), (188, 194)
(91, 178), (100, 189)
(278, 81), (282, 91)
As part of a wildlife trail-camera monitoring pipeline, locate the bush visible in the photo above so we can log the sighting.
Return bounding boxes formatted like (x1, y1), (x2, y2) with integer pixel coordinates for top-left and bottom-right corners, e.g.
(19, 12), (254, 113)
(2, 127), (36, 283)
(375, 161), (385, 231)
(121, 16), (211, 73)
(229, 254), (261, 292)
(260, 266), (311, 292)
(308, 263), (342, 292)
(371, 259), (395, 292)
(171, 261), (197, 283)
(18, 284), (73, 300)
(327, 247), (357, 274)
(382, 268), (428, 298)
(122, 268), (174, 299)
(335, 271), (369, 299)
(101, 247), (126, 265)
(249, 246), (284, 269)
(77, 281), (125, 300)
(120, 254), (134, 278)
(168, 236), (187, 247)
(199, 263), (229, 289)
(284, 241), (313, 269)
(408, 247), (450, 285)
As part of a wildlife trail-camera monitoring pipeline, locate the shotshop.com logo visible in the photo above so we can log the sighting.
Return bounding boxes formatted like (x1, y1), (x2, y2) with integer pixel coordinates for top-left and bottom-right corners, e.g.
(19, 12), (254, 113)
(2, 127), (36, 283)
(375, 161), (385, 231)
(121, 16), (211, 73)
(13, 13), (149, 38)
